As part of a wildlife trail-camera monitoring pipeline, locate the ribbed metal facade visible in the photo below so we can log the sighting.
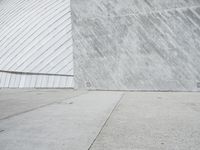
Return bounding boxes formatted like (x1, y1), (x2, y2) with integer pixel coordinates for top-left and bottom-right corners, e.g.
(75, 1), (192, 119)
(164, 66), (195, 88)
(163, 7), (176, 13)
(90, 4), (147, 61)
(0, 0), (73, 88)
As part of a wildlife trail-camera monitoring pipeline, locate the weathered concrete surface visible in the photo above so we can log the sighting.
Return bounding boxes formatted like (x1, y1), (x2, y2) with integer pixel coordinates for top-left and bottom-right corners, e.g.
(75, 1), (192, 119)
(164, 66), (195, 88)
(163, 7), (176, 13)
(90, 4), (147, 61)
(0, 90), (123, 150)
(90, 92), (200, 150)
(72, 0), (200, 19)
(0, 89), (86, 120)
(72, 0), (200, 91)
(0, 90), (200, 150)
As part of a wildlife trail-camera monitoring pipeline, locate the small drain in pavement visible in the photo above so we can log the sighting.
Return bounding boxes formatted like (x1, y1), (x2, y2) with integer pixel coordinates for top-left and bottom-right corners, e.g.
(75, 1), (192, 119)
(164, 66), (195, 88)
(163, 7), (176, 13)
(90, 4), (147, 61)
(0, 130), (4, 133)
(197, 82), (200, 88)
(86, 81), (91, 87)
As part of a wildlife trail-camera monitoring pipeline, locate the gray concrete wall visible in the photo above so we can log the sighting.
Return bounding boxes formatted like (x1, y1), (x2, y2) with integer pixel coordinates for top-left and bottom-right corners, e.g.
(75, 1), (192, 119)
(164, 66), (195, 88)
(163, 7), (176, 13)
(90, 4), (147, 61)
(72, 0), (200, 91)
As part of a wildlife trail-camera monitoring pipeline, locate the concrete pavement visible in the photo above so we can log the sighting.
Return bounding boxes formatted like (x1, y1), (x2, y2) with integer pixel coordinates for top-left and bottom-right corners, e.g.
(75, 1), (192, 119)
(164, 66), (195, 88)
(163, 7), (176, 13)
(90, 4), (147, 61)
(0, 90), (200, 150)
(90, 92), (200, 150)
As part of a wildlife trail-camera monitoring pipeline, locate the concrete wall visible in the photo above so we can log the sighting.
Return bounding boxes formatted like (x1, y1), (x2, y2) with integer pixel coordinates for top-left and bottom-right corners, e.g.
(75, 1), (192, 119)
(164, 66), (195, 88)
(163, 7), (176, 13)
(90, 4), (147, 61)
(72, 0), (200, 91)
(0, 0), (74, 88)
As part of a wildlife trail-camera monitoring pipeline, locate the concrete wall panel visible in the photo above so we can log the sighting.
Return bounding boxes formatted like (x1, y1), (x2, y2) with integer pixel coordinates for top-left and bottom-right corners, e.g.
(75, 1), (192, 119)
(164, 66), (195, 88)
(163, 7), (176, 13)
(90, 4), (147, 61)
(72, 0), (200, 91)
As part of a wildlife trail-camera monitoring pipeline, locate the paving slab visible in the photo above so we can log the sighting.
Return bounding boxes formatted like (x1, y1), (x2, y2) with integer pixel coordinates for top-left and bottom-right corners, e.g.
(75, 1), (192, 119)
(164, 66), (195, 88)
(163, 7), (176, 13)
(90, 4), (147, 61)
(0, 90), (123, 150)
(90, 92), (200, 150)
(0, 89), (87, 120)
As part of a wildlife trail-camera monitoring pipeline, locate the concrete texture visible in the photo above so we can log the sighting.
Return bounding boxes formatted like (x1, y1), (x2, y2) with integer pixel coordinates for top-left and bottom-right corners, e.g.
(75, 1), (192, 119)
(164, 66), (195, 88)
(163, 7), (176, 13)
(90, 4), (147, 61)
(0, 90), (123, 150)
(90, 92), (200, 150)
(0, 89), (86, 120)
(72, 0), (200, 91)
(0, 89), (200, 150)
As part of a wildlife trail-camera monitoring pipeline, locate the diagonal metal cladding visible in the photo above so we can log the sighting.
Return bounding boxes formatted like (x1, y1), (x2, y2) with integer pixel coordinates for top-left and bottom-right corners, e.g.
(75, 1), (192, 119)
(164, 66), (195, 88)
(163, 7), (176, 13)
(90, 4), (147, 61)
(0, 0), (74, 88)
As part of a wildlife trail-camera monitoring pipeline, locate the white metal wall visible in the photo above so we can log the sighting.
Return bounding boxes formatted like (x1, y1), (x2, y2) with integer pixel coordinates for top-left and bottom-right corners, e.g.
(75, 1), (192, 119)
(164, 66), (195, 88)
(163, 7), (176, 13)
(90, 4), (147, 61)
(0, 0), (73, 88)
(0, 72), (74, 88)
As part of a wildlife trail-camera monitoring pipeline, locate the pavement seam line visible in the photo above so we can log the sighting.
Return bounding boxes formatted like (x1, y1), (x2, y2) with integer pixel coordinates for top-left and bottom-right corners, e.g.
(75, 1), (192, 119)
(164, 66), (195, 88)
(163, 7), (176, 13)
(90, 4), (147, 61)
(0, 91), (89, 121)
(87, 92), (126, 150)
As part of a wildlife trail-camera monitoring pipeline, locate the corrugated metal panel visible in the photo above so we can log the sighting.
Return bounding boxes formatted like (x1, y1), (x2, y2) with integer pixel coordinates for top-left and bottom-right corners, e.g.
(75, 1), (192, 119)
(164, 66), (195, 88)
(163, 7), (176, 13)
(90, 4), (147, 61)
(0, 72), (74, 88)
(0, 0), (73, 88)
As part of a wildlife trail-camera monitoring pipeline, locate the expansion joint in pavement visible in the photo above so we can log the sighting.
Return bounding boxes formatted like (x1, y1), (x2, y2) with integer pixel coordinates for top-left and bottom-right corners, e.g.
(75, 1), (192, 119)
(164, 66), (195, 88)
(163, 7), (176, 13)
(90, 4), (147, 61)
(0, 91), (89, 121)
(88, 93), (126, 150)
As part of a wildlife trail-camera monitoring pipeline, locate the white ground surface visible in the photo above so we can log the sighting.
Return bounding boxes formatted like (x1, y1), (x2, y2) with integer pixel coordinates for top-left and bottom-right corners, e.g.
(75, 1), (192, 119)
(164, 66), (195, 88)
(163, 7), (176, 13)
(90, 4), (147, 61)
(0, 90), (200, 150)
